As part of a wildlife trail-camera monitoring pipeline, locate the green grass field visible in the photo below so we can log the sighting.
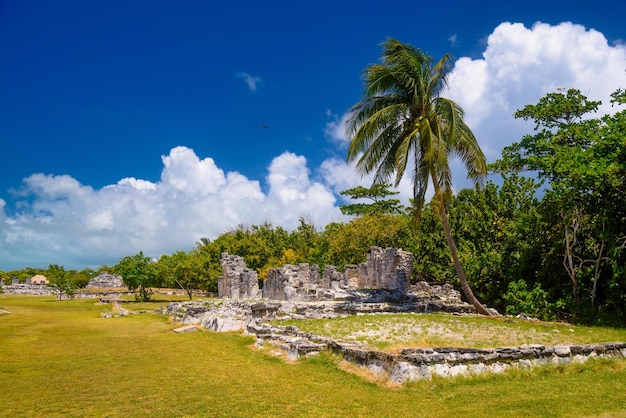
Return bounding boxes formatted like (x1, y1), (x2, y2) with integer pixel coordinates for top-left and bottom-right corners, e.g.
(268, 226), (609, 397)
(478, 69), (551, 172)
(1, 295), (625, 417)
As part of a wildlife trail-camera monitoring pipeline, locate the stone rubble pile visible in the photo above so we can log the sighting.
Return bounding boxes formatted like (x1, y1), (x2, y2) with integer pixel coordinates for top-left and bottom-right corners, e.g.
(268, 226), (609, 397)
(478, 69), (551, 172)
(169, 246), (477, 334)
(166, 292), (475, 334)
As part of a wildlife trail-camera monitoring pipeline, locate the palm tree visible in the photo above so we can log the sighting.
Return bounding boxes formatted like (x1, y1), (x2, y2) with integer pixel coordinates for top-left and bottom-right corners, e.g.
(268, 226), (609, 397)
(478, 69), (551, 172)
(346, 38), (491, 315)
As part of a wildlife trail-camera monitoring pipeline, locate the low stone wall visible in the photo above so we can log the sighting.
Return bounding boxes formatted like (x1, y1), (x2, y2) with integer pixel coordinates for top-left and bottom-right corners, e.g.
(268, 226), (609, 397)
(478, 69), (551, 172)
(165, 298), (625, 384)
(249, 322), (626, 384)
(0, 283), (54, 296)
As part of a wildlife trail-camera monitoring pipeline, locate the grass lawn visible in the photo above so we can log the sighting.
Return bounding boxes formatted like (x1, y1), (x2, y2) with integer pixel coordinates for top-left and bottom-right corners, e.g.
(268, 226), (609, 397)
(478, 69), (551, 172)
(1, 295), (625, 417)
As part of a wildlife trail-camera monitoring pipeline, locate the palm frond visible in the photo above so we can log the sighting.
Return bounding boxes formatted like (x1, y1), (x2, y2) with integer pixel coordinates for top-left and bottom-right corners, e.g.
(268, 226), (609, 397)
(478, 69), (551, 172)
(347, 38), (485, 207)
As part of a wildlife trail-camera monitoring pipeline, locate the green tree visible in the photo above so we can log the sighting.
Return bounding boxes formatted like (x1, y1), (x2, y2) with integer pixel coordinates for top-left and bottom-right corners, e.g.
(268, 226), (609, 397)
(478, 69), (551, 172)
(289, 217), (323, 265)
(322, 213), (413, 269)
(157, 251), (207, 300)
(113, 252), (157, 302)
(0, 270), (10, 285)
(47, 264), (77, 300)
(193, 239), (225, 293)
(72, 268), (97, 288)
(346, 38), (490, 315)
(410, 202), (454, 283)
(339, 183), (405, 216)
(209, 223), (292, 280)
(492, 88), (626, 323)
(449, 176), (547, 313)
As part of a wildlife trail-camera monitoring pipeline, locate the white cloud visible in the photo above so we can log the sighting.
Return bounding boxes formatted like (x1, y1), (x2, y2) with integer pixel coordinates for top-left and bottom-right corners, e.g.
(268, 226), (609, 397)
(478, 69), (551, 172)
(237, 71), (263, 92)
(446, 21), (626, 164)
(319, 157), (416, 206)
(324, 110), (349, 145)
(264, 152), (339, 226)
(0, 147), (343, 270)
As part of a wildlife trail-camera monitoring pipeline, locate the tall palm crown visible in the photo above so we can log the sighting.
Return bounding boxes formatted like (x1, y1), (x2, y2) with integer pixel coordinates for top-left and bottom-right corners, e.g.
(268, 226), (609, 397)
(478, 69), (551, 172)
(346, 38), (486, 217)
(346, 38), (490, 315)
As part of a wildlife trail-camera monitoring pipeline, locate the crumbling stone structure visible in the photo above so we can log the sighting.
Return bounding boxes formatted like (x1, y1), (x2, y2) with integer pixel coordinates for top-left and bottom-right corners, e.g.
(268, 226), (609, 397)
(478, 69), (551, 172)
(263, 263), (324, 301)
(219, 246), (414, 302)
(85, 272), (124, 288)
(0, 282), (54, 296)
(217, 252), (260, 299)
(348, 246), (412, 292)
(166, 247), (626, 386)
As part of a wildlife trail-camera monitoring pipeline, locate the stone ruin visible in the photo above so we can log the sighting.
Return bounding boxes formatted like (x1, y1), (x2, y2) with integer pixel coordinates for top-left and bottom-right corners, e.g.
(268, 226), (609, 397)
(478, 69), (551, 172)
(217, 252), (261, 299)
(0, 280), (54, 296)
(1, 272), (127, 298)
(249, 322), (626, 384)
(85, 272), (124, 288)
(170, 246), (470, 335)
(218, 246), (415, 303)
(152, 245), (626, 385)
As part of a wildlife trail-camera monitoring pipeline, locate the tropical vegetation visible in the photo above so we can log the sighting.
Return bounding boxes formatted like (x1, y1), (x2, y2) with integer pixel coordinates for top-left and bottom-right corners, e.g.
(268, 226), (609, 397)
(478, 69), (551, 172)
(345, 38), (490, 315)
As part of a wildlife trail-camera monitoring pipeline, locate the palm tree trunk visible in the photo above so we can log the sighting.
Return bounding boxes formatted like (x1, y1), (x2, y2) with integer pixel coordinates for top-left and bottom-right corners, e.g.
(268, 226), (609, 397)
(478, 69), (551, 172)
(437, 199), (492, 316)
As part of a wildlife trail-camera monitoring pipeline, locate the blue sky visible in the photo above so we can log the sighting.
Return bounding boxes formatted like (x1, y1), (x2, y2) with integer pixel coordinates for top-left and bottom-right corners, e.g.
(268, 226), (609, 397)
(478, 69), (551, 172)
(1, 0), (625, 271)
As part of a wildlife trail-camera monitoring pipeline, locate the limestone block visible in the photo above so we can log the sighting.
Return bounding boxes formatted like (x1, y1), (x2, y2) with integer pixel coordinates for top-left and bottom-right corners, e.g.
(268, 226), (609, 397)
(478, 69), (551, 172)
(344, 265), (359, 289)
(554, 345), (571, 356)
(355, 247), (413, 292)
(389, 362), (431, 384)
(173, 325), (197, 333)
(468, 363), (487, 375)
(218, 253), (260, 299)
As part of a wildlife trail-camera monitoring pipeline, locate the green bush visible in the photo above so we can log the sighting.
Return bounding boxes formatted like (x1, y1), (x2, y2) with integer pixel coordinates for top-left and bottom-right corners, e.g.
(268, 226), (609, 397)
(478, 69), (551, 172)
(503, 280), (557, 321)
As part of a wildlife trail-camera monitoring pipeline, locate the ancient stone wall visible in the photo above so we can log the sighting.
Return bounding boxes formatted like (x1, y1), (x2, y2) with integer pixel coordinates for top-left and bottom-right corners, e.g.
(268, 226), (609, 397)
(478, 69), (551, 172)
(0, 283), (54, 296)
(357, 247), (412, 292)
(262, 263), (332, 302)
(221, 246), (415, 302)
(217, 252), (260, 299)
(249, 322), (626, 384)
(85, 272), (124, 288)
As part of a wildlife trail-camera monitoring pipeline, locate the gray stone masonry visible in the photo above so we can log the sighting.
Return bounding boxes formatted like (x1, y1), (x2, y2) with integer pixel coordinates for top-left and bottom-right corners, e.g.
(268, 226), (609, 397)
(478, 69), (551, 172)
(86, 272), (124, 288)
(250, 322), (626, 384)
(165, 299), (625, 385)
(0, 283), (54, 296)
(223, 246), (415, 302)
(217, 252), (260, 299)
(166, 297), (473, 332)
(357, 246), (413, 291)
(263, 263), (327, 301)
